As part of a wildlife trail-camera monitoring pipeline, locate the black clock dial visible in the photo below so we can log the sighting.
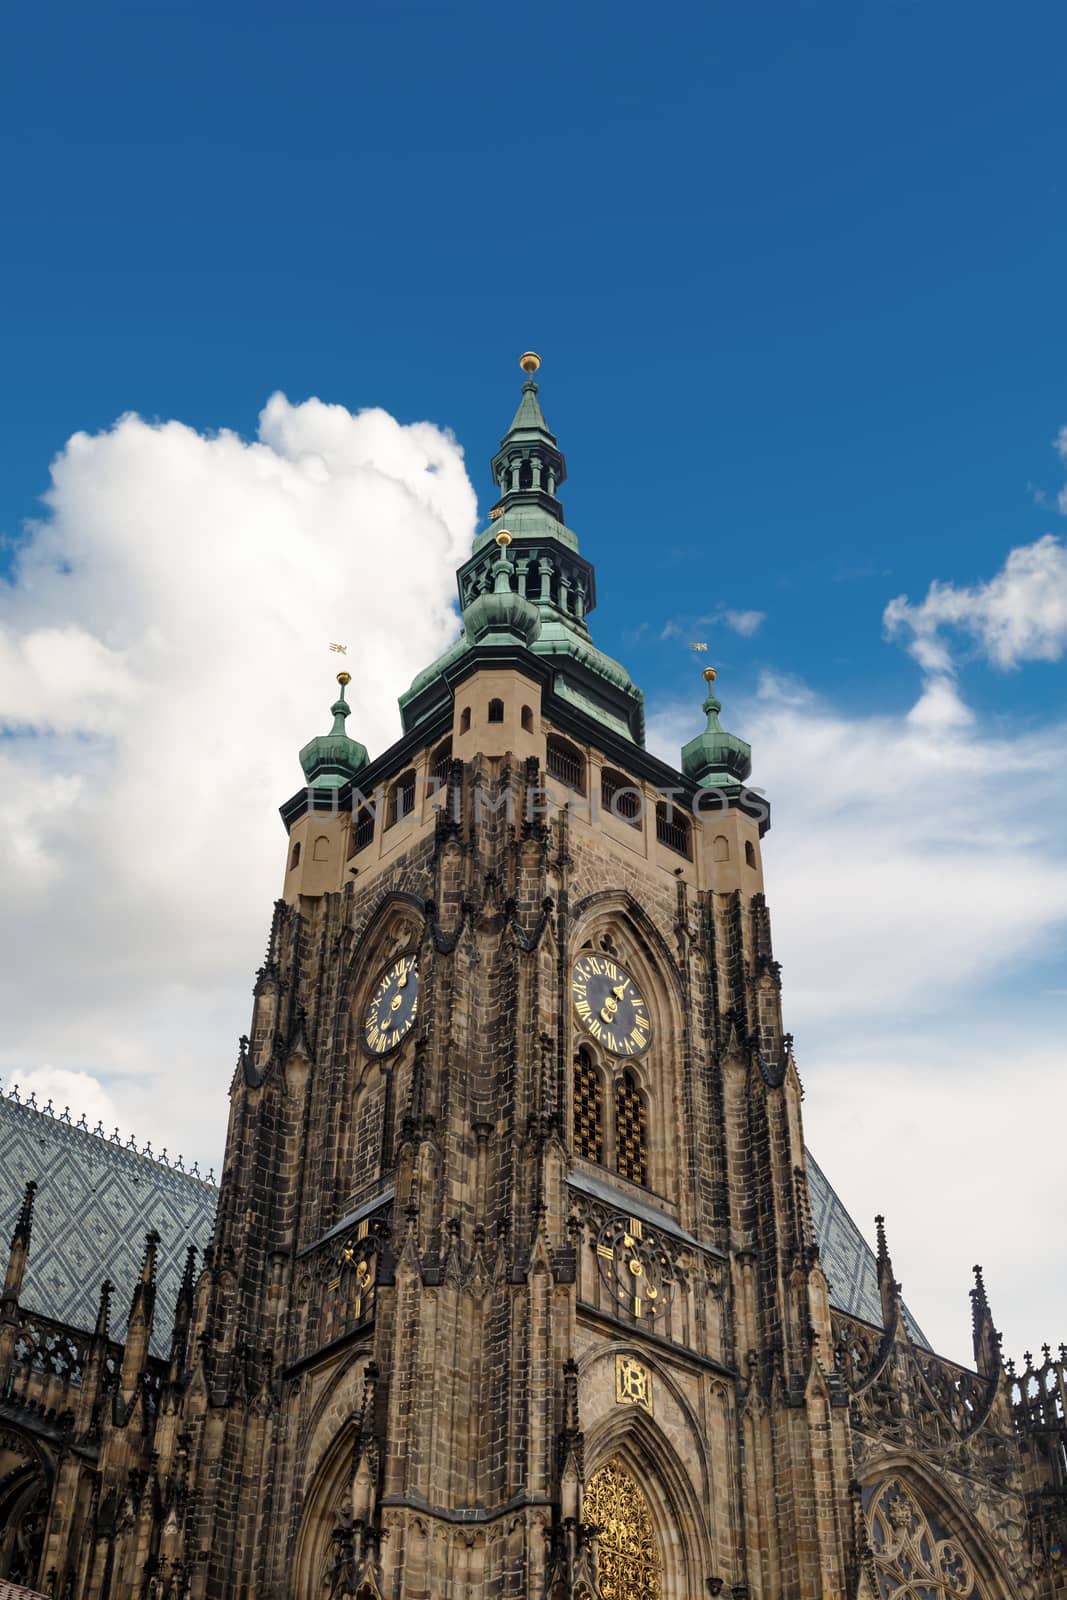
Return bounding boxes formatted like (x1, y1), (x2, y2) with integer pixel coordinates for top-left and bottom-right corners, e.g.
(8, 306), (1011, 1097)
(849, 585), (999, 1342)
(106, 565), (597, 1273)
(571, 954), (651, 1057)
(363, 955), (419, 1054)
(595, 1215), (672, 1320)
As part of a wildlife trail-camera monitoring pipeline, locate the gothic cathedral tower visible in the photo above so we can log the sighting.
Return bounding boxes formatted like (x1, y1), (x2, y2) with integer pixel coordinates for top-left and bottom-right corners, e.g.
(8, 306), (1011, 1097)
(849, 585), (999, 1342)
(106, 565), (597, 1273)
(192, 352), (857, 1599)
(31, 357), (1051, 1600)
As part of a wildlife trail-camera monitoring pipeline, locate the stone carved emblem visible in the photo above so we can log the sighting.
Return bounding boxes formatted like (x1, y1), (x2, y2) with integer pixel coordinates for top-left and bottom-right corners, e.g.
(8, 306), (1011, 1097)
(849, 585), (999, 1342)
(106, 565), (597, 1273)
(615, 1354), (653, 1414)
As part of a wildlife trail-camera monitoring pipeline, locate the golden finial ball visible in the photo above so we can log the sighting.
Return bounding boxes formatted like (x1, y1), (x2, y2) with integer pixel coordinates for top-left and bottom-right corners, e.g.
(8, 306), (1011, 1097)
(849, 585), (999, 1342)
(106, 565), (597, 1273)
(702, 666), (718, 685)
(495, 529), (513, 548)
(337, 671), (352, 687)
(519, 351), (542, 375)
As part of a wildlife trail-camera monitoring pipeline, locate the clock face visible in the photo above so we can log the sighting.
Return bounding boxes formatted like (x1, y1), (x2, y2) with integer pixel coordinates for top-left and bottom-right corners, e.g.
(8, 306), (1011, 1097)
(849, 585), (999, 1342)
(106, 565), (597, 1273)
(595, 1214), (672, 1320)
(363, 955), (419, 1055)
(571, 954), (651, 1057)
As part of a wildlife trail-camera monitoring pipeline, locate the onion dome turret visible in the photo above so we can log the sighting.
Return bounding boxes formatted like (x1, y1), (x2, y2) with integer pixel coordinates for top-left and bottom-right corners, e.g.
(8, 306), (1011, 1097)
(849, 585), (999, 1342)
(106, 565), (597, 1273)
(681, 667), (752, 789)
(299, 672), (369, 789)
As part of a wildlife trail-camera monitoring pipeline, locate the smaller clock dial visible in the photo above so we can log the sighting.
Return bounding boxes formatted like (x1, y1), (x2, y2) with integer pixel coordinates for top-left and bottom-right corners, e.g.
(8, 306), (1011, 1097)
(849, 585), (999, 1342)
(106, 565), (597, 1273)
(571, 954), (651, 1057)
(595, 1214), (673, 1320)
(363, 955), (419, 1054)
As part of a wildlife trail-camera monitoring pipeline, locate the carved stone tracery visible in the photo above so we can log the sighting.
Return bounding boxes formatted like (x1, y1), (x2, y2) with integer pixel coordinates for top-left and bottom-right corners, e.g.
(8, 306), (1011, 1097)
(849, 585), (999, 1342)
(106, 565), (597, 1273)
(865, 1476), (982, 1598)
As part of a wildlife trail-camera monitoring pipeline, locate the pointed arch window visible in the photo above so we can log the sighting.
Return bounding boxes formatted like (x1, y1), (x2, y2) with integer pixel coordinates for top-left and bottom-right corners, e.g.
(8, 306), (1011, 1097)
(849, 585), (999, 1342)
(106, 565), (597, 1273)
(584, 1462), (662, 1600)
(573, 1048), (604, 1163)
(864, 1477), (984, 1597)
(615, 1071), (648, 1186)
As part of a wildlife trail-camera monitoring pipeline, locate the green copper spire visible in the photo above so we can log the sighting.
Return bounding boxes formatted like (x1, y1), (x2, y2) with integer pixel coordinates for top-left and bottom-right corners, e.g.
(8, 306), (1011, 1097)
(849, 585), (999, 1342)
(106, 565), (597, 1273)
(485, 351), (569, 538)
(399, 355), (646, 746)
(462, 531), (541, 646)
(681, 667), (752, 788)
(503, 361), (557, 446)
(299, 672), (369, 789)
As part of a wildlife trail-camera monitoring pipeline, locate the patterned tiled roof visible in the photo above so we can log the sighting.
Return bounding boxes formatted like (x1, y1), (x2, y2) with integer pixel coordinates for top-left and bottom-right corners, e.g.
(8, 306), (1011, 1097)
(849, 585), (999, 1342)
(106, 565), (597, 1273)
(807, 1148), (930, 1348)
(0, 1091), (217, 1357)
(0, 1582), (50, 1598)
(0, 1085), (926, 1358)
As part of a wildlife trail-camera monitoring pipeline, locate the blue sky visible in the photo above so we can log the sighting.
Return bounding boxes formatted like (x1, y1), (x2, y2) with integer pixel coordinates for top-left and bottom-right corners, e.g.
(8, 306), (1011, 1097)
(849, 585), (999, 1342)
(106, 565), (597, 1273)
(1, 1), (1066, 1362)
(3, 0), (1065, 721)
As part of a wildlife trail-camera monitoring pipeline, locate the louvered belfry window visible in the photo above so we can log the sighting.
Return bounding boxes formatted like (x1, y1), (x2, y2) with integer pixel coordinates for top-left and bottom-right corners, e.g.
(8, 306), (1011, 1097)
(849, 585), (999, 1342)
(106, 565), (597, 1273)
(573, 1048), (604, 1163)
(615, 1071), (648, 1186)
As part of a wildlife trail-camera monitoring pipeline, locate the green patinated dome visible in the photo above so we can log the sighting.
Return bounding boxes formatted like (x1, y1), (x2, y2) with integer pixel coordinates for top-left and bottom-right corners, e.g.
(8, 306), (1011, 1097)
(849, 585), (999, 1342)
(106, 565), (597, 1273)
(462, 535), (541, 646)
(299, 675), (369, 789)
(681, 670), (752, 788)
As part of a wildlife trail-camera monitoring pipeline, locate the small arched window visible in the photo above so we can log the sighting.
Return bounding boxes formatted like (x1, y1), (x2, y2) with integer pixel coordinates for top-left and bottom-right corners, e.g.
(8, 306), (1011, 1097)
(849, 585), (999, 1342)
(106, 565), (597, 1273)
(573, 1048), (604, 1164)
(350, 804), (375, 856)
(488, 697), (504, 724)
(386, 769), (417, 829)
(518, 459), (533, 490)
(430, 737), (452, 786)
(460, 706), (472, 734)
(655, 801), (691, 860)
(521, 704), (534, 733)
(546, 734), (586, 795)
(601, 768), (642, 827)
(615, 1071), (648, 1186)
(745, 840), (757, 869)
(312, 834), (330, 862)
(289, 840), (301, 870)
(713, 834), (730, 862)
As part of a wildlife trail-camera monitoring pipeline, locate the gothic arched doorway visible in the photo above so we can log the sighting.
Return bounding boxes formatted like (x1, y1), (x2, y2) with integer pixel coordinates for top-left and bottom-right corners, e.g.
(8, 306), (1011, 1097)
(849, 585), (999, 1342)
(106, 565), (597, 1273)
(0, 1425), (52, 1586)
(585, 1461), (662, 1600)
(864, 1476), (984, 1597)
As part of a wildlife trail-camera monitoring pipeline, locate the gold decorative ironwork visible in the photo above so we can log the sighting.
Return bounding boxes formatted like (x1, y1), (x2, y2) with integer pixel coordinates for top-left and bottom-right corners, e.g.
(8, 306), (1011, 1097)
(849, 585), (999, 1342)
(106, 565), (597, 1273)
(615, 1072), (648, 1186)
(574, 1049), (604, 1163)
(865, 1477), (982, 1598)
(615, 1355), (653, 1414)
(585, 1462), (661, 1600)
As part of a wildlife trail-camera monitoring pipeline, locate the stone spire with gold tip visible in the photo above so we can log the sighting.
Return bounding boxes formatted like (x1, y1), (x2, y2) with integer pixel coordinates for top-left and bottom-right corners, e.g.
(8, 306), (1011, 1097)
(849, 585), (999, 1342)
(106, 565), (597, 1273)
(681, 665), (752, 789)
(299, 671), (369, 789)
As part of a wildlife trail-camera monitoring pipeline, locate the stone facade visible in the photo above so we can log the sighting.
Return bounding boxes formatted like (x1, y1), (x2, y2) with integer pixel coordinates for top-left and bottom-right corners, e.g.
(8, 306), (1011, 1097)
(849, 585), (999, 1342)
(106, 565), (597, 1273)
(0, 364), (1065, 1597)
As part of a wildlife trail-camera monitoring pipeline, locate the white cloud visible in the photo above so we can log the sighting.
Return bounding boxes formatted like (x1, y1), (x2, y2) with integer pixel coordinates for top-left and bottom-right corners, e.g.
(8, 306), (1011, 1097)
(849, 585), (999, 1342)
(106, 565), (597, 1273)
(0, 395), (477, 1168)
(884, 533), (1067, 673)
(721, 607), (765, 637)
(2, 1068), (122, 1142)
(659, 606), (765, 646)
(650, 667), (1067, 1363)
(802, 1041), (1067, 1370)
